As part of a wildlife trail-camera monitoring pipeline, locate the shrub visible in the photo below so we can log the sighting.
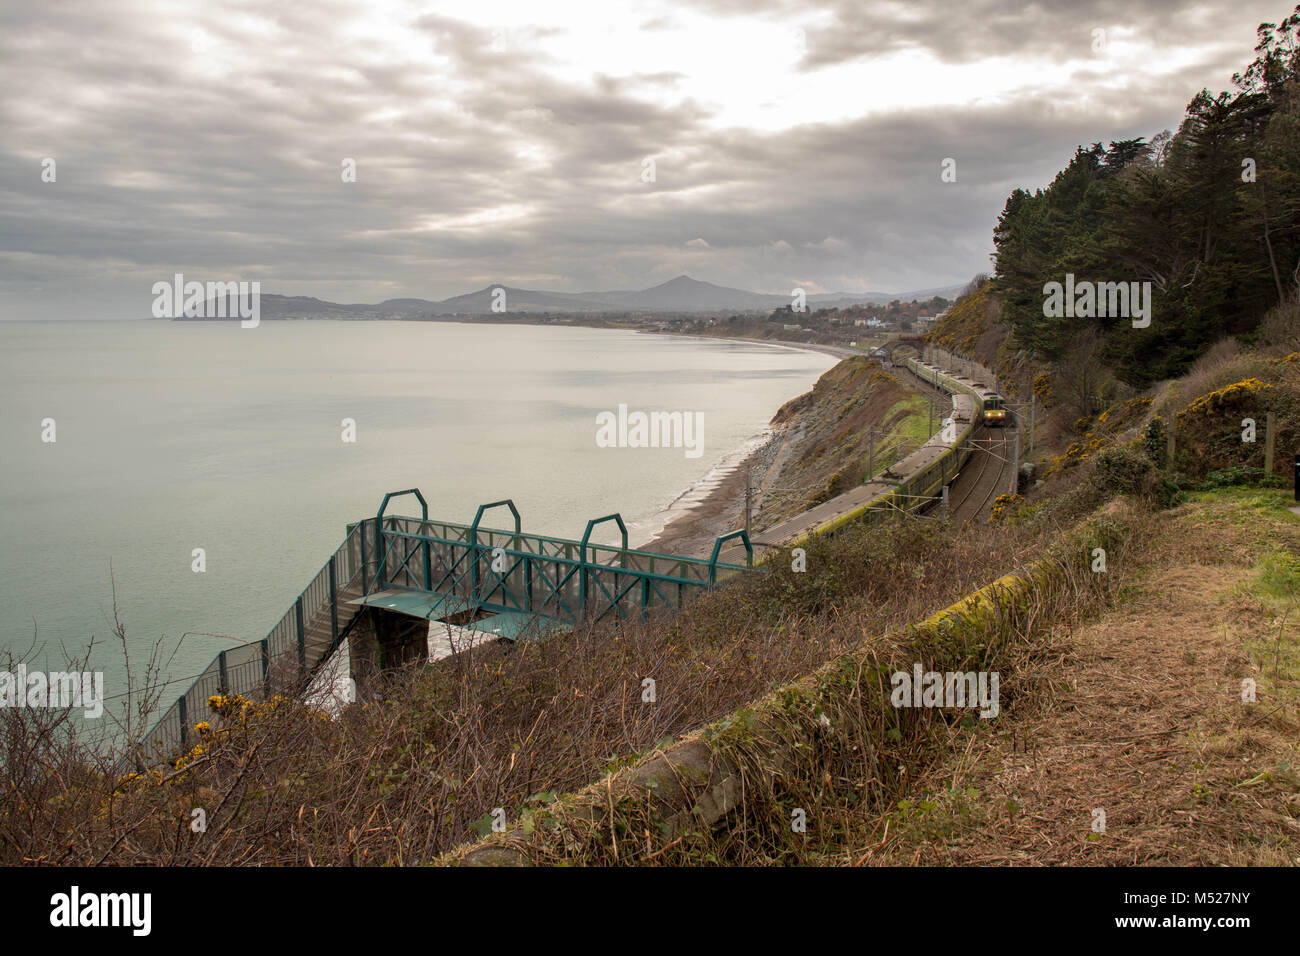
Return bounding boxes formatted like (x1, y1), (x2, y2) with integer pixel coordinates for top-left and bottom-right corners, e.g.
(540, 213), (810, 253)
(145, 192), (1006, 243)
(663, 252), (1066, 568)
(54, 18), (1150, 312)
(1089, 446), (1159, 500)
(1191, 466), (1289, 491)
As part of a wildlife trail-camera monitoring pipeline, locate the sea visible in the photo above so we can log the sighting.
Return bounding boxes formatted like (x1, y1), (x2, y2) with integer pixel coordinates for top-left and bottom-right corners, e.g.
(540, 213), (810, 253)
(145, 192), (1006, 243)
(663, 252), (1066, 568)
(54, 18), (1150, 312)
(0, 319), (833, 711)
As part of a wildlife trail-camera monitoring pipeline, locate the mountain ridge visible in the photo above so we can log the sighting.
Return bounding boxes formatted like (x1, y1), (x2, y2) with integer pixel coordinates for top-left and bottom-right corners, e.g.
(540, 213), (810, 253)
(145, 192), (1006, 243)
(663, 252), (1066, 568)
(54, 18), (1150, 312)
(181, 274), (964, 318)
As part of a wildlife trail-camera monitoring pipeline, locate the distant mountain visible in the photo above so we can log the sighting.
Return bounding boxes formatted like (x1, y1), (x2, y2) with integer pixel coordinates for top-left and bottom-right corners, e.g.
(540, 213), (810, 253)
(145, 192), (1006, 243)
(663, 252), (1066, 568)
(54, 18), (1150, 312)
(433, 285), (599, 314)
(183, 275), (965, 318)
(585, 275), (780, 311)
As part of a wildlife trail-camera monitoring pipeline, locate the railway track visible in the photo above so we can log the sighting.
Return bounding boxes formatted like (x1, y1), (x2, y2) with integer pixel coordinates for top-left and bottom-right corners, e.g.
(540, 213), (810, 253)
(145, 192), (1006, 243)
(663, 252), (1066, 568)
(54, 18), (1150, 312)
(948, 427), (1012, 523)
(901, 363), (1017, 523)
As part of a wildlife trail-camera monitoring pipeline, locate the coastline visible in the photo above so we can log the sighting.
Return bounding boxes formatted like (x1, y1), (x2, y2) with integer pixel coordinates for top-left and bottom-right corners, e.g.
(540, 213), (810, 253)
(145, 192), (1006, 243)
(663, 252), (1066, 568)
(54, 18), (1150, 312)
(633, 334), (850, 559)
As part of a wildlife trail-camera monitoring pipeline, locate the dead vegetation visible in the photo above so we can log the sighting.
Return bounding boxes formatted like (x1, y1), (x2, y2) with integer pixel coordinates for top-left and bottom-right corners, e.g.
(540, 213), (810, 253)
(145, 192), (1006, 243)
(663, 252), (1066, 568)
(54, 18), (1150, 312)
(6, 341), (1297, 866)
(2, 504), (1061, 865)
(859, 490), (1300, 866)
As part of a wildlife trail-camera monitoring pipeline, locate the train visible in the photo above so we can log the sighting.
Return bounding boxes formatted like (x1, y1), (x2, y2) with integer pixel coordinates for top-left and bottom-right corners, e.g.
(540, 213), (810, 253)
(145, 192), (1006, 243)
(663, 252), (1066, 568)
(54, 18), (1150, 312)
(979, 392), (1010, 427)
(912, 360), (1011, 428)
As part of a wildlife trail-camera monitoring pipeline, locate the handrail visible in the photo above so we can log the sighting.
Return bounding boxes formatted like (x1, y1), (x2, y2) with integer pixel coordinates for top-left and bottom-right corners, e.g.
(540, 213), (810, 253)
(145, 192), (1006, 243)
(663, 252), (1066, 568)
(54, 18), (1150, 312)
(579, 514), (628, 621)
(469, 499), (521, 536)
(379, 513), (751, 570)
(375, 489), (428, 591)
(124, 520), (371, 770)
(469, 500), (521, 596)
(377, 526), (751, 579)
(708, 530), (753, 582)
(376, 488), (428, 521)
(578, 513), (628, 563)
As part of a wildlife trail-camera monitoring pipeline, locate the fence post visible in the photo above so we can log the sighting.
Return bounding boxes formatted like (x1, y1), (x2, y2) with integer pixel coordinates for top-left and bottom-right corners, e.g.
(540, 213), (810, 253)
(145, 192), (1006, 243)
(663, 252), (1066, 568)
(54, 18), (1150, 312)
(218, 650), (229, 694)
(423, 535), (432, 592)
(329, 557), (339, 646)
(260, 638), (271, 697)
(525, 554), (533, 612)
(177, 695), (188, 750)
(1264, 412), (1275, 476)
(296, 596), (306, 675)
(360, 523), (368, 590)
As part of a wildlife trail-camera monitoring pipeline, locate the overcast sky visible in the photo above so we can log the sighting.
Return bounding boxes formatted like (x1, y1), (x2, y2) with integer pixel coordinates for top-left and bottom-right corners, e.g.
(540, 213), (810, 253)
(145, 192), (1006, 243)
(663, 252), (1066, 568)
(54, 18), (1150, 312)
(0, 0), (1290, 318)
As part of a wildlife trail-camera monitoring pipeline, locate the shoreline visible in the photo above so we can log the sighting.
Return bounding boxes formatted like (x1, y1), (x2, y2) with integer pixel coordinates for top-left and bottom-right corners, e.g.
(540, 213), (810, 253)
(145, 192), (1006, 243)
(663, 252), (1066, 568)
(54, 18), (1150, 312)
(633, 334), (851, 559)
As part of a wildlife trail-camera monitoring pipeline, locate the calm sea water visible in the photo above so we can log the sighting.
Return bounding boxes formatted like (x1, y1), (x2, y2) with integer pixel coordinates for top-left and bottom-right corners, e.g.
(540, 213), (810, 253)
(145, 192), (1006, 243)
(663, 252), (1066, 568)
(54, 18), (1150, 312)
(0, 320), (832, 706)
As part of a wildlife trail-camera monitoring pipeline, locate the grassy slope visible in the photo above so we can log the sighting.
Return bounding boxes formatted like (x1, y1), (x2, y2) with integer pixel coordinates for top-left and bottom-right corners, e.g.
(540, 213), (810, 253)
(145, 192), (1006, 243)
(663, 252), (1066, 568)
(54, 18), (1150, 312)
(9, 330), (1299, 866)
(859, 489), (1300, 866)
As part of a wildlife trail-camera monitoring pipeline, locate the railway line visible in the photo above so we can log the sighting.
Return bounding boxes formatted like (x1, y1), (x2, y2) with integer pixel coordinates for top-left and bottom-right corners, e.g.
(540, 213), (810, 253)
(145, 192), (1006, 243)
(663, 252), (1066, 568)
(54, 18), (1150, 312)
(899, 365), (1019, 524)
(715, 356), (1019, 564)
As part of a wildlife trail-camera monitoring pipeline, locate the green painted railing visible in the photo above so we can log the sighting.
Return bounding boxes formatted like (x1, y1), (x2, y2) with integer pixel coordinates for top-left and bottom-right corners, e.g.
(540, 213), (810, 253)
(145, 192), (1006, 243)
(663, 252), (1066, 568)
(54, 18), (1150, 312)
(123, 494), (752, 770)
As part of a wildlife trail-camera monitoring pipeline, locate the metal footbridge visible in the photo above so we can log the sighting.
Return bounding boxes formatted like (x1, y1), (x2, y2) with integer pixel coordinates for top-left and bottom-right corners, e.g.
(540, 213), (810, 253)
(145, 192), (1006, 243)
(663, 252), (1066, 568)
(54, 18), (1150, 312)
(129, 490), (753, 763)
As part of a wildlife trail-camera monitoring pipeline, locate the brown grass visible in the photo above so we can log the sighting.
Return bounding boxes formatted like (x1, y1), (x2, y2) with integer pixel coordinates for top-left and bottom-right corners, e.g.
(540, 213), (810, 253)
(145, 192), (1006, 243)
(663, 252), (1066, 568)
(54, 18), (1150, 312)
(857, 492), (1300, 866)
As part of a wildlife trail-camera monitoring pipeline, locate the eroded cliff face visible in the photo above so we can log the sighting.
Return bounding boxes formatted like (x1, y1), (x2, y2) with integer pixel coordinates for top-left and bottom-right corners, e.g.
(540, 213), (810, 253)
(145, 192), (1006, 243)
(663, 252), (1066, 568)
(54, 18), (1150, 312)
(757, 357), (932, 527)
(641, 356), (935, 559)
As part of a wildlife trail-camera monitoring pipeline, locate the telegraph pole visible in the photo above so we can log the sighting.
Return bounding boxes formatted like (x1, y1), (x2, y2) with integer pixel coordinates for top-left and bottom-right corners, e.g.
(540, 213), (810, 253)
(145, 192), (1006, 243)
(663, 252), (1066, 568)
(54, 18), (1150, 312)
(1010, 429), (1020, 496)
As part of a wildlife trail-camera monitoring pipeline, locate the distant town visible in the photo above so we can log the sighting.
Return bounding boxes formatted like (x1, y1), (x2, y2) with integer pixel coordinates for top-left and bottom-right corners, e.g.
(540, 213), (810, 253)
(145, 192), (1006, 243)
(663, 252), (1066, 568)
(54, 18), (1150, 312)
(176, 272), (961, 351)
(456, 295), (953, 350)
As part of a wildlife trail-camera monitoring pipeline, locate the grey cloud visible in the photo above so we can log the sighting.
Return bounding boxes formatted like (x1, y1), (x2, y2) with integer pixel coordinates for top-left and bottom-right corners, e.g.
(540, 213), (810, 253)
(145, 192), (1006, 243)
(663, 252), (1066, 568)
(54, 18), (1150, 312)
(0, 0), (1289, 319)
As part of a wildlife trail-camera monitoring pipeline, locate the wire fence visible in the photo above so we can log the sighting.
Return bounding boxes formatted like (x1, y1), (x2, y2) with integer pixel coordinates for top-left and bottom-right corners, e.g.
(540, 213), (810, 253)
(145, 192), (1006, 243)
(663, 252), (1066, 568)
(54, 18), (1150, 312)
(121, 520), (376, 769)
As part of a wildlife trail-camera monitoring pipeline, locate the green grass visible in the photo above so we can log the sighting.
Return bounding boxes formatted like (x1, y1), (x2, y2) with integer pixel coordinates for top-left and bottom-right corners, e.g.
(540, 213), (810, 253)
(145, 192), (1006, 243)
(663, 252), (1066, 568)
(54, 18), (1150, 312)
(868, 395), (933, 478)
(1184, 486), (1300, 519)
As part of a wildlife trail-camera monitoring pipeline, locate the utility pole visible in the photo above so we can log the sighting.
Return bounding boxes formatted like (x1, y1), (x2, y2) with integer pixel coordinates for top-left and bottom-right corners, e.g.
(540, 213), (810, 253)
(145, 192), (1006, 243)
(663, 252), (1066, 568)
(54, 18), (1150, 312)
(1009, 429), (1020, 496)
(868, 426), (876, 481)
(928, 395), (934, 438)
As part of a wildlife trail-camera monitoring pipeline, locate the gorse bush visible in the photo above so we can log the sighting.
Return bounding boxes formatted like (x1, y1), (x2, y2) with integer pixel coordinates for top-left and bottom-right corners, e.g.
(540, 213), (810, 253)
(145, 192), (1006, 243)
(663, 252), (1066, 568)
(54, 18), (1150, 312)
(1089, 446), (1160, 499)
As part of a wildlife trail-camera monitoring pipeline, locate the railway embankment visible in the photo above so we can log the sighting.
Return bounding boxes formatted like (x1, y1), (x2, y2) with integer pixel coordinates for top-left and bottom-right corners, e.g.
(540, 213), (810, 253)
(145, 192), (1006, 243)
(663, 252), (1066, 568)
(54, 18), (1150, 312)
(444, 482), (1300, 866)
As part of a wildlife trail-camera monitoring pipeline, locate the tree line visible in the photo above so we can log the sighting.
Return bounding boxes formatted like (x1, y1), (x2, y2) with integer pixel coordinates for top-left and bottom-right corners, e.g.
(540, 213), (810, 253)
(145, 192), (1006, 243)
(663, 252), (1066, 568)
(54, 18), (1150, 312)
(992, 6), (1300, 385)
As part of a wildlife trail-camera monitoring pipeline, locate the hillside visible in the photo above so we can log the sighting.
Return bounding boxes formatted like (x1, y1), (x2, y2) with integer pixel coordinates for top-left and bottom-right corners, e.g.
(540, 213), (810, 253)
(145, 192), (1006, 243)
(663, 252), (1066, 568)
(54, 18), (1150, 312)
(181, 276), (967, 319)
